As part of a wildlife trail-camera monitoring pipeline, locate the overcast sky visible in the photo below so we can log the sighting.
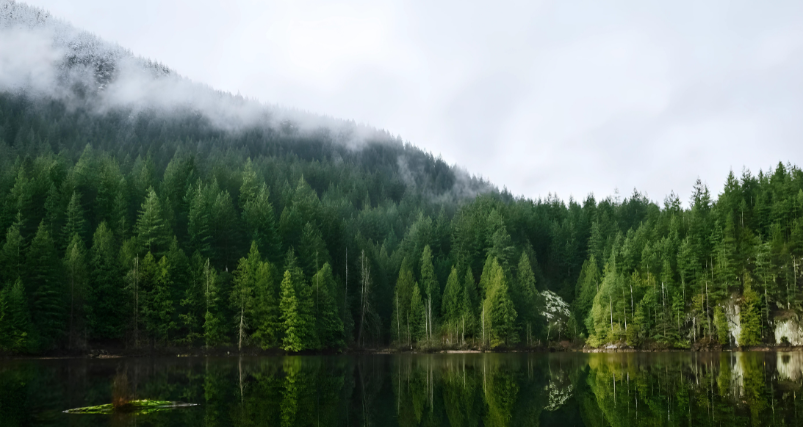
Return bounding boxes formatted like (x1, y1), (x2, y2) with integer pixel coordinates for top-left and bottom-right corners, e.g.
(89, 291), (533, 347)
(25, 0), (803, 205)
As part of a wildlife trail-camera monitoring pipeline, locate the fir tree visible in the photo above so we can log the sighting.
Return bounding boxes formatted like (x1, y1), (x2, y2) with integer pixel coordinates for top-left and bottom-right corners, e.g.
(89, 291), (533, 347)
(280, 270), (304, 352)
(88, 222), (126, 340)
(251, 251), (281, 349)
(482, 258), (517, 348)
(136, 187), (168, 255)
(420, 245), (440, 336)
(739, 274), (762, 347)
(0, 279), (32, 352)
(62, 191), (87, 245)
(26, 221), (64, 349)
(63, 233), (88, 349)
(242, 183), (281, 264)
(515, 252), (540, 345)
(312, 263), (344, 349)
(441, 266), (462, 341)
(391, 264), (414, 346)
(409, 282), (426, 344)
(0, 213), (25, 285)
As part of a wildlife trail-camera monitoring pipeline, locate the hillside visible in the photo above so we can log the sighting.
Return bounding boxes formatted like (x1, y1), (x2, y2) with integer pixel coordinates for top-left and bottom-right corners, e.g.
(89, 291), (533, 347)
(1, 0), (802, 354)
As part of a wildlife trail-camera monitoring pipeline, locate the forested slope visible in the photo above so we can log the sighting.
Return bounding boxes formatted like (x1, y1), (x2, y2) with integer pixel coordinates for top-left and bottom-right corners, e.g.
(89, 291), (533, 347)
(1, 0), (802, 354)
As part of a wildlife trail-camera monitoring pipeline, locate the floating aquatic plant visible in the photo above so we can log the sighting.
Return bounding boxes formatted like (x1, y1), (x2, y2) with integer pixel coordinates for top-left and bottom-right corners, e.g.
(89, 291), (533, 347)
(64, 400), (198, 414)
(64, 371), (197, 414)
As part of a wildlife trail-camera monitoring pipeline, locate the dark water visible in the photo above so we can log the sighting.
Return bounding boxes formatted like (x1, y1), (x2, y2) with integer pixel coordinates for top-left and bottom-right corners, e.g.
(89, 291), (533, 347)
(2, 352), (803, 426)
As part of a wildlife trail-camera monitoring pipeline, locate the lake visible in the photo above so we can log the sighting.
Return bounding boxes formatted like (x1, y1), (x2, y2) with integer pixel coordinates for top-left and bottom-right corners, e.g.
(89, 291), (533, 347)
(1, 351), (802, 426)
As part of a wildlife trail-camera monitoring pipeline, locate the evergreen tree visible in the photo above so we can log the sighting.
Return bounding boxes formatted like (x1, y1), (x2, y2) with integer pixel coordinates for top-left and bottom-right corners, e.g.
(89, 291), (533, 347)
(460, 268), (478, 343)
(515, 252), (540, 345)
(242, 183), (281, 264)
(26, 221), (64, 349)
(251, 249), (281, 349)
(147, 256), (176, 343)
(441, 266), (462, 341)
(420, 245), (440, 336)
(739, 274), (762, 347)
(482, 258), (517, 348)
(573, 256), (599, 337)
(311, 263), (344, 349)
(0, 213), (25, 285)
(391, 263), (415, 346)
(231, 243), (260, 350)
(409, 282), (426, 344)
(62, 191), (87, 245)
(88, 222), (126, 340)
(136, 187), (169, 255)
(0, 279), (32, 352)
(186, 180), (212, 258)
(199, 258), (226, 347)
(63, 233), (88, 349)
(280, 270), (304, 352)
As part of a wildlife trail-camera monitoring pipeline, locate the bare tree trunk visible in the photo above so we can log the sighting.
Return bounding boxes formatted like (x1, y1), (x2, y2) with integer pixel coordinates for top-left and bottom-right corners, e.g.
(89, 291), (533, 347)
(238, 300), (245, 352)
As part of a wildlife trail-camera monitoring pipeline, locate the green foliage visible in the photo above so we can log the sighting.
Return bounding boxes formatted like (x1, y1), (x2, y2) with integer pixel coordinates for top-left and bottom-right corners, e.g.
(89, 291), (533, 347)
(63, 233), (88, 348)
(482, 258), (517, 348)
(409, 283), (425, 344)
(1, 87), (803, 352)
(0, 279), (32, 352)
(88, 222), (126, 340)
(739, 275), (762, 347)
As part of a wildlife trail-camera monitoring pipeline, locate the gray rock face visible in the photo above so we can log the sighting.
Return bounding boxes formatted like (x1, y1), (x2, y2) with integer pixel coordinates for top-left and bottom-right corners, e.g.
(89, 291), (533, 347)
(774, 318), (803, 345)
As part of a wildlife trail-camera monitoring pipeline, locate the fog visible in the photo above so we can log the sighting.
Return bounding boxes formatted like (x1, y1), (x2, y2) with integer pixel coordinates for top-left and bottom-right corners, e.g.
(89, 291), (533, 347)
(7, 0), (803, 204)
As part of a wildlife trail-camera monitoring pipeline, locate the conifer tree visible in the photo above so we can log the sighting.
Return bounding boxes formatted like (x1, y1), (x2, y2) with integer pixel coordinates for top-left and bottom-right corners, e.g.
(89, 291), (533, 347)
(311, 263), (344, 349)
(26, 221), (64, 349)
(391, 264), (414, 346)
(460, 268), (478, 344)
(136, 187), (168, 255)
(63, 233), (88, 349)
(63, 191), (87, 245)
(515, 252), (540, 345)
(482, 258), (517, 348)
(200, 257), (226, 347)
(0, 213), (25, 285)
(148, 256), (176, 343)
(88, 222), (125, 340)
(0, 279), (32, 352)
(242, 183), (281, 264)
(441, 266), (462, 341)
(231, 243), (260, 351)
(573, 256), (599, 337)
(251, 249), (281, 349)
(409, 282), (426, 344)
(420, 245), (439, 338)
(280, 270), (304, 352)
(186, 180), (212, 258)
(739, 274), (762, 347)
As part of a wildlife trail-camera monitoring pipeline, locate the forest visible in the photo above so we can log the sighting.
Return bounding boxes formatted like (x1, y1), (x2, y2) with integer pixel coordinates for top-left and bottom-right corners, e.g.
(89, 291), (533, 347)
(0, 89), (802, 354)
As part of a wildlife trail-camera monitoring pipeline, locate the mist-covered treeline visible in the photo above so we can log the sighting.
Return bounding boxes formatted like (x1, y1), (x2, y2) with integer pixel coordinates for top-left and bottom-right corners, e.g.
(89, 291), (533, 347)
(1, 91), (803, 353)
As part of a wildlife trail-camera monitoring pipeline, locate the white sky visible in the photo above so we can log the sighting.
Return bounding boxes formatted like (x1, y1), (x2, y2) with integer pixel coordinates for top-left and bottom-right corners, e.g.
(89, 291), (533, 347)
(24, 0), (803, 205)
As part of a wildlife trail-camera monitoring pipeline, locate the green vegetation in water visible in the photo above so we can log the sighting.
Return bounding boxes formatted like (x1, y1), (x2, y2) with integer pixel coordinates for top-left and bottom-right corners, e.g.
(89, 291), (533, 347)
(64, 399), (198, 415)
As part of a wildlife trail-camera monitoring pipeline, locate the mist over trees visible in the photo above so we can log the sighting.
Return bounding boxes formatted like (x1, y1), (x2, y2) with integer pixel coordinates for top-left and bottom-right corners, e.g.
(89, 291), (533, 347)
(1, 88), (801, 354)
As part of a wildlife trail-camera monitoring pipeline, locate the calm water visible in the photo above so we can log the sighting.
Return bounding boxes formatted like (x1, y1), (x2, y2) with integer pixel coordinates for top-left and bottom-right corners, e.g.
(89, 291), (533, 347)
(1, 352), (803, 426)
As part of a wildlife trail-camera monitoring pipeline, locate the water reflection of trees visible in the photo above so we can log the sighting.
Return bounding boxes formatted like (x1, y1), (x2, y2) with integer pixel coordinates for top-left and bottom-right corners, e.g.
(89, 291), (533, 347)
(7, 353), (803, 426)
(578, 352), (803, 427)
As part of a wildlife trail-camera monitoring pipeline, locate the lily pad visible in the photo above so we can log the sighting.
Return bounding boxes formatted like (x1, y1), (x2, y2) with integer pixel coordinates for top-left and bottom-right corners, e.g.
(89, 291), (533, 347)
(64, 399), (198, 414)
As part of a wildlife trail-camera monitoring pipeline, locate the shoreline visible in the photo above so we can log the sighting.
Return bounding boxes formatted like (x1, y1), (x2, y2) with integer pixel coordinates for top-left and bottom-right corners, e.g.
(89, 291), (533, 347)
(4, 344), (803, 361)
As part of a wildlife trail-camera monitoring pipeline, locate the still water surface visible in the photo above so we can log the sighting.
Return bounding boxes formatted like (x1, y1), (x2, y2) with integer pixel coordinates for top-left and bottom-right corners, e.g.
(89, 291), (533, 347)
(2, 352), (803, 426)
